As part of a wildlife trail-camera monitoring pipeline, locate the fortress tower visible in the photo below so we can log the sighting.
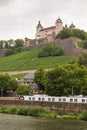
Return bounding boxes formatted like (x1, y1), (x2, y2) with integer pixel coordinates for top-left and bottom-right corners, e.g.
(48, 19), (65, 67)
(55, 18), (63, 35)
(36, 21), (43, 39)
(36, 18), (63, 39)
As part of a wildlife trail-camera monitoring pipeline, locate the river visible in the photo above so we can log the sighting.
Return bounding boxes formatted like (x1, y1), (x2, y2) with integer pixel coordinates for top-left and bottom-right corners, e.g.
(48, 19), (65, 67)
(0, 114), (87, 130)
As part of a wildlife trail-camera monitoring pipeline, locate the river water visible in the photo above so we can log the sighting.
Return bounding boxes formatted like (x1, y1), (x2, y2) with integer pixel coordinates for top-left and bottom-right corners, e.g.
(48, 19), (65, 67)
(0, 114), (87, 130)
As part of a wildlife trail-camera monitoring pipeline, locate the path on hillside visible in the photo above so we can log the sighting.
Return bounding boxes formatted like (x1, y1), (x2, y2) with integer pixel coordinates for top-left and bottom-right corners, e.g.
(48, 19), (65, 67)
(0, 70), (36, 75)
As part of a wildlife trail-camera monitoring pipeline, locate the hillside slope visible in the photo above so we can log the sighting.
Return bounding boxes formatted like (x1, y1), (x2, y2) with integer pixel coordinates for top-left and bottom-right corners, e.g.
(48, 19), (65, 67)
(0, 49), (74, 71)
(55, 37), (87, 56)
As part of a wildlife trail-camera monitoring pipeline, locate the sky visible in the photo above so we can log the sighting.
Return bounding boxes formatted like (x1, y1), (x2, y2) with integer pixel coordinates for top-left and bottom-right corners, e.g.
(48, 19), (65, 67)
(0, 0), (87, 40)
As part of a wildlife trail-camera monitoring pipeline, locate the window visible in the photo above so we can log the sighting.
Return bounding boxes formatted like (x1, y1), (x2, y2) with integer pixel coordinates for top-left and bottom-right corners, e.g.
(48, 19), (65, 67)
(42, 98), (45, 101)
(63, 98), (66, 102)
(38, 98), (41, 101)
(48, 98), (51, 101)
(29, 97), (31, 100)
(74, 99), (77, 102)
(70, 99), (73, 102)
(32, 97), (35, 101)
(82, 99), (85, 103)
(52, 98), (55, 101)
(59, 98), (61, 102)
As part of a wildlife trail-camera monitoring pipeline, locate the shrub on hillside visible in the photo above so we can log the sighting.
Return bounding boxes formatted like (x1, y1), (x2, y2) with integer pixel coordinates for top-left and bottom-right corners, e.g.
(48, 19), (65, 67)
(38, 43), (64, 58)
(5, 47), (25, 56)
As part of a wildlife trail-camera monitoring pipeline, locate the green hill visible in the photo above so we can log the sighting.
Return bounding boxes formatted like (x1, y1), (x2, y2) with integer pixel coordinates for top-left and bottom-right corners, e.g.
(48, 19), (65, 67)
(0, 49), (75, 71)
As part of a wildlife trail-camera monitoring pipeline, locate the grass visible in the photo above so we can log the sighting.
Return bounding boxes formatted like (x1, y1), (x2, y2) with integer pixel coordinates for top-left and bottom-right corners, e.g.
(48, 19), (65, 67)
(0, 106), (78, 119)
(0, 49), (75, 71)
(76, 39), (84, 48)
(0, 106), (58, 118)
(12, 73), (28, 79)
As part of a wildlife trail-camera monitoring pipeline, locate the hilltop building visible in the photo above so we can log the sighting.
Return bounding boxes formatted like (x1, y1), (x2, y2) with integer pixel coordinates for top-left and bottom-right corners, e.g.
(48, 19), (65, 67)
(24, 18), (75, 47)
(36, 18), (75, 39)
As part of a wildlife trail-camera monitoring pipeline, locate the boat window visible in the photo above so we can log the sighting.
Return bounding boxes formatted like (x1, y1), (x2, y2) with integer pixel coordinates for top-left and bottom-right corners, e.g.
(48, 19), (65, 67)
(63, 98), (66, 102)
(74, 99), (77, 102)
(29, 97), (31, 100)
(82, 99), (85, 102)
(32, 97), (35, 101)
(42, 98), (45, 101)
(52, 98), (55, 101)
(70, 99), (73, 102)
(48, 98), (51, 101)
(38, 98), (41, 101)
(59, 98), (61, 102)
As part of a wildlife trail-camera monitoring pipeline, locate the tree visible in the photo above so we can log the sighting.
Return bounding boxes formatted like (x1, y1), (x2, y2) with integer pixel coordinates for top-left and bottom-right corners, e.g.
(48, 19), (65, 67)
(34, 68), (45, 91)
(83, 40), (87, 49)
(78, 53), (87, 66)
(56, 28), (73, 39)
(16, 83), (30, 95)
(15, 39), (24, 48)
(0, 74), (18, 96)
(56, 28), (87, 40)
(43, 65), (68, 96)
(38, 43), (64, 58)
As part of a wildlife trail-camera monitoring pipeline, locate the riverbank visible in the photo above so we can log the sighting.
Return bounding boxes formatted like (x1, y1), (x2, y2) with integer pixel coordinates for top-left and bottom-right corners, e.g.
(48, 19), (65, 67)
(0, 106), (86, 121)
(0, 106), (82, 120)
(0, 106), (58, 118)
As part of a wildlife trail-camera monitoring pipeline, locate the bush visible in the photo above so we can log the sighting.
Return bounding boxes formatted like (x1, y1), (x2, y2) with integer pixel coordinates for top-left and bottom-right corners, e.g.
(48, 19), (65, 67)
(78, 110), (87, 121)
(56, 28), (87, 40)
(0, 107), (9, 114)
(17, 107), (28, 115)
(38, 43), (64, 58)
(9, 107), (17, 114)
(16, 83), (30, 95)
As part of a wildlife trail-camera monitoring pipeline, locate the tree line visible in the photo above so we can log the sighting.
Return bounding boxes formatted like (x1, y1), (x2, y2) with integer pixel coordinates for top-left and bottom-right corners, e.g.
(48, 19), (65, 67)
(56, 28), (87, 40)
(34, 63), (87, 96)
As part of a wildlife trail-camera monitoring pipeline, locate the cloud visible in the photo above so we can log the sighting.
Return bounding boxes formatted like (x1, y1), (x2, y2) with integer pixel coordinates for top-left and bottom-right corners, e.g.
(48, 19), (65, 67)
(0, 0), (86, 39)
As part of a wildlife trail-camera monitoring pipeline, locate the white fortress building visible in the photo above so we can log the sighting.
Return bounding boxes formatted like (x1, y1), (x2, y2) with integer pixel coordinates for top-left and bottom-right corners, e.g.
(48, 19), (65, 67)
(36, 18), (75, 39)
(24, 18), (75, 47)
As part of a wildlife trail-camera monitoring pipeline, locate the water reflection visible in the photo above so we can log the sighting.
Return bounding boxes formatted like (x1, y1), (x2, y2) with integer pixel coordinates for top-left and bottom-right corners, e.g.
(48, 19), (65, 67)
(0, 114), (87, 130)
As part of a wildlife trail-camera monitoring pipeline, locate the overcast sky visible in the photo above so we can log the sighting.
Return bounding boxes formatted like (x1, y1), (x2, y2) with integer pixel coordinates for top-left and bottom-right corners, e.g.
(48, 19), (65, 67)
(0, 0), (87, 40)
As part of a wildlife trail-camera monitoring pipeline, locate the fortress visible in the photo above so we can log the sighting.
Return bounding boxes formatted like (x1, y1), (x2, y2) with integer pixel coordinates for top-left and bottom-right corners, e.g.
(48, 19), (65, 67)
(24, 18), (75, 47)
(36, 18), (75, 39)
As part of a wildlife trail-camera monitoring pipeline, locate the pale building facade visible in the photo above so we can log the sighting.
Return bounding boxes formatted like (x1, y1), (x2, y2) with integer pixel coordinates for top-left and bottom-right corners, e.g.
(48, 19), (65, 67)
(24, 18), (75, 47)
(36, 18), (75, 39)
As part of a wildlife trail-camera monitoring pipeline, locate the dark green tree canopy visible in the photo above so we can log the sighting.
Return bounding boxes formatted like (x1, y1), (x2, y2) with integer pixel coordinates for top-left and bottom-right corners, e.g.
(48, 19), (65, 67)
(15, 39), (24, 48)
(0, 74), (18, 96)
(16, 83), (30, 95)
(34, 64), (87, 96)
(56, 28), (87, 40)
(78, 53), (87, 66)
(38, 43), (64, 58)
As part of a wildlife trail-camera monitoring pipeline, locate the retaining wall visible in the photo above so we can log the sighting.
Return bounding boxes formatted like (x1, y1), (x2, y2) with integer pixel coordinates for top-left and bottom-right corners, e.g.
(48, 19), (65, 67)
(0, 99), (87, 114)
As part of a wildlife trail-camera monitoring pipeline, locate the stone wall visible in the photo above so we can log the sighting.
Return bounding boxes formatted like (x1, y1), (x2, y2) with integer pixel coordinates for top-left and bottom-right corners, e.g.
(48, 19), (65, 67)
(0, 99), (87, 114)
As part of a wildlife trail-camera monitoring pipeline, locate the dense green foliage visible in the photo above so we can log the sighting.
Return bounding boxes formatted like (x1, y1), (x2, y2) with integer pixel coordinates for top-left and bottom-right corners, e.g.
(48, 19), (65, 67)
(0, 106), (86, 120)
(35, 64), (87, 96)
(15, 39), (24, 48)
(34, 68), (45, 91)
(0, 74), (18, 96)
(38, 44), (64, 58)
(0, 106), (57, 118)
(5, 47), (25, 56)
(56, 28), (87, 40)
(78, 110), (87, 121)
(0, 49), (74, 71)
(83, 40), (87, 49)
(78, 53), (87, 66)
(16, 84), (30, 95)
